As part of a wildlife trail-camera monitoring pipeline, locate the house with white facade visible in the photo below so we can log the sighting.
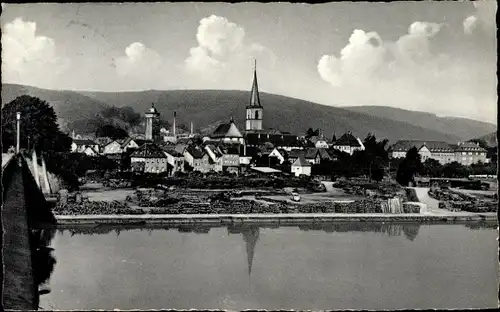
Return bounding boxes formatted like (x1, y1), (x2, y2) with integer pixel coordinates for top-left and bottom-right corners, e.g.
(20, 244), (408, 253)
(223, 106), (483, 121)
(332, 132), (365, 155)
(102, 140), (124, 155)
(71, 139), (100, 154)
(453, 142), (488, 165)
(161, 147), (185, 176)
(390, 140), (456, 165)
(291, 155), (311, 177)
(130, 143), (169, 173)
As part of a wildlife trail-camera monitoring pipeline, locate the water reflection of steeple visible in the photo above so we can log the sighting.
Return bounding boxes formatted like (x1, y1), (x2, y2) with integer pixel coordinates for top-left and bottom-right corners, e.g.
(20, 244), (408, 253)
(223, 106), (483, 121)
(241, 226), (260, 278)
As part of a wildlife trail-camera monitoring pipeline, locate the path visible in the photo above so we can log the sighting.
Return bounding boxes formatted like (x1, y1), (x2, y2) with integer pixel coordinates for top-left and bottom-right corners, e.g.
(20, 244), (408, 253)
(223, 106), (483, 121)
(412, 187), (475, 216)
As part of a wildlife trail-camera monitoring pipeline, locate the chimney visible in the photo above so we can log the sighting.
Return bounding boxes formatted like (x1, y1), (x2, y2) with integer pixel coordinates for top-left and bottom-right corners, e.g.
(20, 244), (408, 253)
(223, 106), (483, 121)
(173, 112), (176, 137)
(16, 112), (21, 153)
(190, 122), (194, 136)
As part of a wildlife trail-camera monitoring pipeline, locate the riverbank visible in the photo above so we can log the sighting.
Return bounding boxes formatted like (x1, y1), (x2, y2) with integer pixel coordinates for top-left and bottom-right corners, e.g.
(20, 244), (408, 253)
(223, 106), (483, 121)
(55, 212), (497, 225)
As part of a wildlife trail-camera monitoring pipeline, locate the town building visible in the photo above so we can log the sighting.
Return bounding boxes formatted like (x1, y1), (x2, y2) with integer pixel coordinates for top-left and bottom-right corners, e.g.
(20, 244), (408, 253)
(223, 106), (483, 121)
(184, 145), (212, 173)
(82, 146), (99, 157)
(390, 140), (457, 165)
(130, 143), (168, 173)
(218, 144), (241, 174)
(71, 139), (100, 154)
(102, 140), (124, 155)
(161, 146), (185, 176)
(210, 118), (246, 146)
(332, 132), (365, 155)
(453, 141), (487, 165)
(121, 137), (142, 152)
(204, 144), (224, 172)
(291, 155), (312, 177)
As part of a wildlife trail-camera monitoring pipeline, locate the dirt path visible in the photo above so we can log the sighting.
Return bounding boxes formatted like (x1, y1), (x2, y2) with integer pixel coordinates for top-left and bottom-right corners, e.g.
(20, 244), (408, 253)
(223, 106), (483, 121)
(411, 187), (474, 216)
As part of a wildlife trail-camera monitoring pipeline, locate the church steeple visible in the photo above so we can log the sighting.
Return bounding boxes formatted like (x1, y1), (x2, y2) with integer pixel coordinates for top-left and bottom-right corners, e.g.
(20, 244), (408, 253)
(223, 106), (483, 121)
(246, 59), (263, 131)
(249, 59), (261, 108)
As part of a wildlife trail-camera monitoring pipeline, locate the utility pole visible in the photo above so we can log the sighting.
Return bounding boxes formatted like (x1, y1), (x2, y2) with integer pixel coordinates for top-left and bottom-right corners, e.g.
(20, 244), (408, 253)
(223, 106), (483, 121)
(16, 112), (21, 154)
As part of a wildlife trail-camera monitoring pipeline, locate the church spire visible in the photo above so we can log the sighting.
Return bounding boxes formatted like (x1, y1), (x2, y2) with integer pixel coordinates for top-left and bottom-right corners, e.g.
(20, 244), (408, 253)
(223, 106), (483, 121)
(249, 59), (261, 107)
(242, 226), (260, 278)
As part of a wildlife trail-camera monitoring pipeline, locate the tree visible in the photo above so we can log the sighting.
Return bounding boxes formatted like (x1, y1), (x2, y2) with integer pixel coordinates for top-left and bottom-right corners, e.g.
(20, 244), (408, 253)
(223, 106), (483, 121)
(396, 147), (421, 186)
(421, 158), (443, 177)
(442, 161), (471, 178)
(306, 128), (315, 138)
(95, 124), (128, 139)
(2, 95), (72, 154)
(353, 134), (389, 182)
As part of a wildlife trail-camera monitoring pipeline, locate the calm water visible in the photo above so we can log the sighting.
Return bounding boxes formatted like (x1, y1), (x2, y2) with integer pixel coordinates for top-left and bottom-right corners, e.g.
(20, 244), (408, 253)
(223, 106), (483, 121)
(40, 222), (498, 310)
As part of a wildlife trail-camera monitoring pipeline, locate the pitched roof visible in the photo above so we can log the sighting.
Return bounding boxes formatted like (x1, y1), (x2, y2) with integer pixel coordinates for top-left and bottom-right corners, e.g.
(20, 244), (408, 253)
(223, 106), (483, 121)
(288, 149), (305, 159)
(174, 144), (188, 154)
(292, 155), (311, 167)
(120, 137), (135, 148)
(455, 141), (487, 152)
(162, 147), (184, 157)
(304, 148), (318, 159)
(206, 144), (223, 158)
(333, 132), (361, 147)
(130, 143), (167, 159)
(186, 145), (206, 159)
(212, 121), (243, 138)
(391, 140), (455, 152)
(72, 139), (96, 146)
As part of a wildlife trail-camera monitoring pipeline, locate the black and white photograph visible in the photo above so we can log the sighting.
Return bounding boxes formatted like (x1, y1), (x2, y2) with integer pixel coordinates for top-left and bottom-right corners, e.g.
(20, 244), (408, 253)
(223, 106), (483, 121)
(1, 1), (498, 310)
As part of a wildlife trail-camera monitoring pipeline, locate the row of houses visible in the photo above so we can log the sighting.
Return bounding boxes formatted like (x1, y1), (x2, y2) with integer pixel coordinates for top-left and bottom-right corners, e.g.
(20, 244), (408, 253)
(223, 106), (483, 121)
(389, 140), (489, 165)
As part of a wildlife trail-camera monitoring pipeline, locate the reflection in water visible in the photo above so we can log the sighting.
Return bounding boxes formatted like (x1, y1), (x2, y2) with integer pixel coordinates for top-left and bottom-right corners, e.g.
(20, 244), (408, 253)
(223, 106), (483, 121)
(30, 228), (57, 309)
(464, 222), (497, 230)
(243, 227), (260, 277)
(57, 222), (496, 241)
(44, 222), (497, 310)
(297, 222), (422, 240)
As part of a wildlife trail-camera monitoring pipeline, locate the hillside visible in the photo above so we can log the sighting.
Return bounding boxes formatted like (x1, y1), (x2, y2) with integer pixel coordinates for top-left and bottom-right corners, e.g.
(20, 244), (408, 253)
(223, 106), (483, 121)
(80, 89), (465, 143)
(2, 84), (488, 144)
(476, 132), (498, 147)
(1, 84), (107, 131)
(343, 105), (496, 142)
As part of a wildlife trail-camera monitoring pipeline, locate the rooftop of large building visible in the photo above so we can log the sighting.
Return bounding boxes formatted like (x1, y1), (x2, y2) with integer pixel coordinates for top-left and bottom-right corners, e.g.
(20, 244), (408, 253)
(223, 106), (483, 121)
(332, 132), (361, 147)
(130, 142), (166, 159)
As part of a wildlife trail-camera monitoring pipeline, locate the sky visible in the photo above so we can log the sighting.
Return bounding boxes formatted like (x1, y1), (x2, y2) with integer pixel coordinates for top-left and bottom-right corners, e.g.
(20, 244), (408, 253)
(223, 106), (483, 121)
(1, 1), (497, 123)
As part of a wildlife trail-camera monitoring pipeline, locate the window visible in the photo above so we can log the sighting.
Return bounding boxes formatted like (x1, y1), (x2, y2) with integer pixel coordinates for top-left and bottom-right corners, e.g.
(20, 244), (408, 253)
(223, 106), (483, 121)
(255, 110), (259, 120)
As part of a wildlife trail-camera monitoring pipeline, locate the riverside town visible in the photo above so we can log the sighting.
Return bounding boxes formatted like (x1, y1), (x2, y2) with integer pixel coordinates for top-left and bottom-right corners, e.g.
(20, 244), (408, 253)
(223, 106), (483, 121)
(1, 2), (498, 311)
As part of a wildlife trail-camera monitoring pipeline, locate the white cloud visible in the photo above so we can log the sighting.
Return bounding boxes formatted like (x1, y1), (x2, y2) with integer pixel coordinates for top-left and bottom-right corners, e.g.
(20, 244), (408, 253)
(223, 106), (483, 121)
(463, 16), (478, 35)
(185, 15), (276, 85)
(115, 42), (164, 89)
(464, 0), (497, 35)
(317, 20), (496, 123)
(317, 29), (387, 87)
(2, 17), (69, 88)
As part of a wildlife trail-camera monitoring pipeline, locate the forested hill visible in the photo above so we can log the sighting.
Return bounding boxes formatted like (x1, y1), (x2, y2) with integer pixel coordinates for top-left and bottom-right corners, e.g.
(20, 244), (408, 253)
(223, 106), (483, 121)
(3, 83), (494, 143)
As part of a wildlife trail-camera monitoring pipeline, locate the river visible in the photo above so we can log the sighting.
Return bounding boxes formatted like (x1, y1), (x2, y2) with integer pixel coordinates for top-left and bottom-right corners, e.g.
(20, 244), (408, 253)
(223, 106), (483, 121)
(39, 222), (497, 310)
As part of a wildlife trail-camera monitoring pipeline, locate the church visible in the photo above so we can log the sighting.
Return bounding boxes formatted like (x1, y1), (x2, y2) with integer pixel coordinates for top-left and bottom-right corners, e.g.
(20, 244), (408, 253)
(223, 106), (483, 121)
(243, 62), (302, 151)
(209, 61), (302, 156)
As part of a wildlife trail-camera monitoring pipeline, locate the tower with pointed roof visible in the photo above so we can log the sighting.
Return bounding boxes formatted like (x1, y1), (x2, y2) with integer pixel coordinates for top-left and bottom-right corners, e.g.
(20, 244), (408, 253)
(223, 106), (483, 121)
(145, 103), (160, 141)
(245, 60), (263, 131)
